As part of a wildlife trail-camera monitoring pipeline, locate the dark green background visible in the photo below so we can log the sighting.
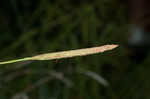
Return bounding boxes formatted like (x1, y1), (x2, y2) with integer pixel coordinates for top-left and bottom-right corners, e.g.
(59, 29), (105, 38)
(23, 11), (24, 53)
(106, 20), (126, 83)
(0, 0), (150, 99)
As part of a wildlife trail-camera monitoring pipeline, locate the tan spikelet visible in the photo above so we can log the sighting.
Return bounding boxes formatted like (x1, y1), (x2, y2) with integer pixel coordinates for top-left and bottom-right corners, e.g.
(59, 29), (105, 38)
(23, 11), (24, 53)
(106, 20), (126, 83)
(31, 44), (118, 60)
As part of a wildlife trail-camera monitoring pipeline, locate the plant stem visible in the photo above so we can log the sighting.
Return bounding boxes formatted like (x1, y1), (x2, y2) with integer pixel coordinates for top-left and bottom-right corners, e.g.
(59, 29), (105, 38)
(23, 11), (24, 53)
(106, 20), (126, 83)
(0, 57), (31, 65)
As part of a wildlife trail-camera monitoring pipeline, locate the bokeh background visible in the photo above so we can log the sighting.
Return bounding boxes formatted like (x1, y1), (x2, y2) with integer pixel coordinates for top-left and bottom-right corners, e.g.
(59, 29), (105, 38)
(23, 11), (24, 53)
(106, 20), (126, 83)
(0, 0), (150, 99)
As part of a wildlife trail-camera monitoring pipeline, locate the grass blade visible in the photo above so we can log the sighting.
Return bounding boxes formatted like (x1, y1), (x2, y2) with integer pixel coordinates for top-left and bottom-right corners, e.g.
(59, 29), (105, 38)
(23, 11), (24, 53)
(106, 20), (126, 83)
(0, 44), (118, 65)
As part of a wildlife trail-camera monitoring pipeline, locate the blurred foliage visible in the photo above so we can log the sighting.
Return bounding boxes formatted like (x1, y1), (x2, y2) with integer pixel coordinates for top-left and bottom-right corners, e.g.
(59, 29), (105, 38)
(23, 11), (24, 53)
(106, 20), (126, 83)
(1, 0), (149, 99)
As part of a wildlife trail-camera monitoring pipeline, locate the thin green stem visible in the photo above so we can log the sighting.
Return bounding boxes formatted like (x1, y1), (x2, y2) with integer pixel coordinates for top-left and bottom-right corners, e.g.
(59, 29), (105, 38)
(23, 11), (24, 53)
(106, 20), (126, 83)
(0, 57), (32, 65)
